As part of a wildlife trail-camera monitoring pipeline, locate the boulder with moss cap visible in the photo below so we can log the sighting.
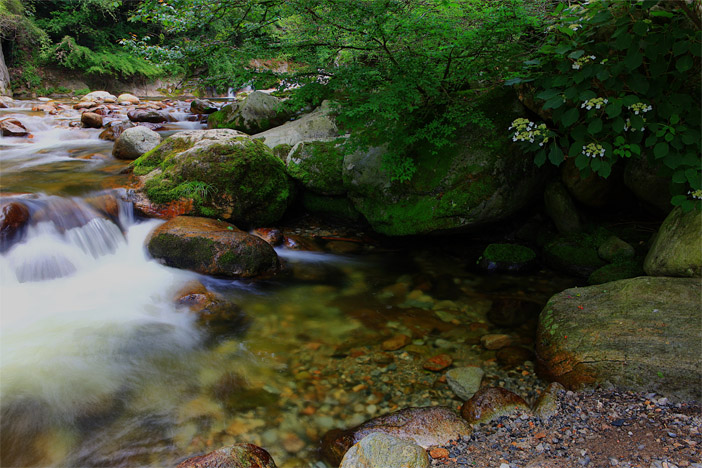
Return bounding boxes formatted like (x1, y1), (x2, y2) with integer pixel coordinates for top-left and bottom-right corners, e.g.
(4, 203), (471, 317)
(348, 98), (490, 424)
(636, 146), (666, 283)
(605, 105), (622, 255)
(131, 129), (294, 227)
(644, 206), (702, 277)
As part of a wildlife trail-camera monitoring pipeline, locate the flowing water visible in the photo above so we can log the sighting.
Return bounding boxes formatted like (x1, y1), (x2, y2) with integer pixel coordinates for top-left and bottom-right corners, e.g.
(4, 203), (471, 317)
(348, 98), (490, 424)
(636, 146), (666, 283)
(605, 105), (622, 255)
(0, 99), (576, 467)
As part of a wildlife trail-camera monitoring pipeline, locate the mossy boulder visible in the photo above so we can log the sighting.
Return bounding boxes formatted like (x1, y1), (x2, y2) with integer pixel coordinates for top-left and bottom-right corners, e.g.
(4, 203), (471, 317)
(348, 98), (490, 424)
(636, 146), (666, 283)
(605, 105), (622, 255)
(543, 230), (610, 278)
(284, 138), (347, 195)
(535, 276), (702, 401)
(477, 243), (537, 273)
(147, 216), (279, 278)
(587, 257), (644, 285)
(644, 207), (702, 277)
(342, 89), (547, 236)
(131, 129), (294, 228)
(207, 91), (290, 134)
(254, 101), (339, 149)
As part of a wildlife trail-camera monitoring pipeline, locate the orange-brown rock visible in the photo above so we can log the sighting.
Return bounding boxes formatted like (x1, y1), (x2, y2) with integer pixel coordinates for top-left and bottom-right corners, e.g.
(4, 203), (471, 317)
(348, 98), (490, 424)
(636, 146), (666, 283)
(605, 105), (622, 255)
(0, 118), (28, 137)
(251, 227), (283, 246)
(382, 334), (411, 351)
(423, 353), (452, 371)
(81, 112), (103, 128)
(146, 216), (279, 278)
(177, 444), (277, 468)
(0, 200), (30, 248)
(460, 387), (530, 424)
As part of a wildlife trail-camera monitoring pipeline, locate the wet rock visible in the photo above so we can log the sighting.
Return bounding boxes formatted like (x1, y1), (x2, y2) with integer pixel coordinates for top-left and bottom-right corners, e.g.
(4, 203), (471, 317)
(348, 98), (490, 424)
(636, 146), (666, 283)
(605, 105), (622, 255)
(342, 89), (546, 236)
(423, 354), (453, 371)
(131, 129), (294, 227)
(445, 366), (484, 400)
(112, 126), (162, 160)
(73, 101), (97, 110)
(543, 236), (606, 278)
(176, 444), (277, 468)
(191, 99), (217, 114)
(146, 216), (280, 278)
(624, 157), (672, 214)
(587, 258), (644, 285)
(321, 407), (470, 466)
(174, 280), (244, 328)
(81, 91), (117, 103)
(0, 118), (28, 137)
(81, 112), (103, 128)
(117, 93), (140, 105)
(0, 96), (13, 108)
(480, 334), (511, 350)
(382, 334), (411, 351)
(644, 207), (702, 277)
(544, 181), (581, 234)
(127, 108), (171, 123)
(282, 234), (321, 251)
(597, 235), (635, 262)
(532, 382), (565, 420)
(325, 240), (361, 254)
(254, 100), (339, 149)
(128, 190), (195, 219)
(83, 193), (121, 222)
(251, 228), (284, 246)
(0, 201), (30, 249)
(98, 120), (136, 141)
(284, 138), (347, 195)
(487, 297), (542, 328)
(207, 91), (290, 134)
(460, 387), (531, 425)
(496, 346), (534, 369)
(477, 243), (537, 273)
(339, 432), (429, 468)
(535, 276), (702, 401)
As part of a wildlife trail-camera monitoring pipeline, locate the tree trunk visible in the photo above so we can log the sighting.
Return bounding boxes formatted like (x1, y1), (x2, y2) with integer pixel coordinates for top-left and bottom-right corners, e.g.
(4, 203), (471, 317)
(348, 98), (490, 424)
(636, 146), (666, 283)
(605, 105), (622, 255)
(0, 45), (11, 96)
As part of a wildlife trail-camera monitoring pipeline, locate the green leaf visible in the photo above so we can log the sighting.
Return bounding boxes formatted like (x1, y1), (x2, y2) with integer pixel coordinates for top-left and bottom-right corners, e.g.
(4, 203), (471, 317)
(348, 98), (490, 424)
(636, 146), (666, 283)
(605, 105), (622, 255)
(665, 133), (674, 142)
(672, 170), (687, 183)
(575, 153), (589, 170)
(548, 144), (564, 166)
(630, 115), (645, 130)
(606, 102), (622, 118)
(630, 144), (641, 155)
(591, 157), (602, 171)
(598, 160), (612, 178)
(544, 96), (565, 110)
(650, 10), (674, 18)
(568, 50), (585, 59)
(562, 108), (580, 127)
(670, 114), (680, 125)
(614, 34), (633, 50)
(671, 195), (687, 206)
(654, 142), (669, 158)
(673, 41), (689, 56)
(629, 73), (650, 94)
(686, 168), (700, 186)
(554, 43), (573, 55)
(632, 21), (648, 36)
(588, 118), (603, 134)
(537, 89), (561, 100)
(646, 134), (658, 147)
(612, 117), (625, 133)
(534, 150), (547, 167)
(624, 48), (643, 70)
(676, 55), (693, 72)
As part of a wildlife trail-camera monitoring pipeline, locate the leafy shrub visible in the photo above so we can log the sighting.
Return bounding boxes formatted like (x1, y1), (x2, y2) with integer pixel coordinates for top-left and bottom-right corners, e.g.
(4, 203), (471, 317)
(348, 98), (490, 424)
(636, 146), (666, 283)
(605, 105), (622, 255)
(508, 0), (701, 211)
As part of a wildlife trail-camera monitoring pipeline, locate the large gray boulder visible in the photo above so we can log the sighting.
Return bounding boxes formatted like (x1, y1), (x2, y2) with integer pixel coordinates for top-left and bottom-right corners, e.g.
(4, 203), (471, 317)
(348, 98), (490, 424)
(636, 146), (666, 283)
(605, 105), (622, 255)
(112, 126), (162, 160)
(131, 129), (294, 227)
(254, 101), (339, 149)
(536, 276), (702, 401)
(284, 138), (347, 195)
(339, 433), (429, 468)
(342, 90), (546, 236)
(644, 207), (702, 277)
(207, 91), (290, 134)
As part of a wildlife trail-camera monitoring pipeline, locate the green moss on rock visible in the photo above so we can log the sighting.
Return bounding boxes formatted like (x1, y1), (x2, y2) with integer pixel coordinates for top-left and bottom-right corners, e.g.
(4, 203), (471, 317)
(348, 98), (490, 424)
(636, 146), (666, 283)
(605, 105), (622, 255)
(588, 257), (644, 285)
(285, 139), (346, 195)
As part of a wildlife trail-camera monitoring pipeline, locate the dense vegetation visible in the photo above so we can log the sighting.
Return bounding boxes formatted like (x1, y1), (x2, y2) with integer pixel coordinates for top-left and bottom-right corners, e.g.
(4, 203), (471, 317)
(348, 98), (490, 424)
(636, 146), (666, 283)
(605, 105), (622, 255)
(1, 0), (699, 208)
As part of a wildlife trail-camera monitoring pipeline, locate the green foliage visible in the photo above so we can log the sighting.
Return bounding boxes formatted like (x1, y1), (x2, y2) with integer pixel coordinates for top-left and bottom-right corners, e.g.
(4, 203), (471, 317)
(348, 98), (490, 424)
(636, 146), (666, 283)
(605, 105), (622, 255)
(128, 0), (548, 181)
(509, 0), (701, 211)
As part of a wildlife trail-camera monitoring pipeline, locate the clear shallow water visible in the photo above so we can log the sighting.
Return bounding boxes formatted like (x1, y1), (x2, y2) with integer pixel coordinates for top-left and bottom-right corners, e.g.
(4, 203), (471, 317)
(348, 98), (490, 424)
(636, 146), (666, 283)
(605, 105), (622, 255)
(0, 99), (575, 467)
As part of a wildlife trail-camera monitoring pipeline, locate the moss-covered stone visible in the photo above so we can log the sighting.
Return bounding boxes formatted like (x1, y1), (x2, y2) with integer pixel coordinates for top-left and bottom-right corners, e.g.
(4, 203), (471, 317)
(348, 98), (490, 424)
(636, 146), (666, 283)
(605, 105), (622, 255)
(301, 192), (361, 221)
(206, 91), (290, 134)
(644, 206), (702, 277)
(535, 276), (702, 401)
(543, 229), (614, 277)
(285, 138), (347, 195)
(477, 243), (537, 273)
(588, 257), (644, 284)
(146, 216), (279, 278)
(271, 143), (293, 160)
(342, 88), (547, 236)
(131, 129), (294, 227)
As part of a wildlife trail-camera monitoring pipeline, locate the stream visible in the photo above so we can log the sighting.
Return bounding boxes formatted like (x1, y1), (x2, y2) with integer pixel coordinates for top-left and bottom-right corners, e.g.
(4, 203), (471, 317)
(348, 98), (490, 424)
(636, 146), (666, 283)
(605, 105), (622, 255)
(0, 99), (577, 467)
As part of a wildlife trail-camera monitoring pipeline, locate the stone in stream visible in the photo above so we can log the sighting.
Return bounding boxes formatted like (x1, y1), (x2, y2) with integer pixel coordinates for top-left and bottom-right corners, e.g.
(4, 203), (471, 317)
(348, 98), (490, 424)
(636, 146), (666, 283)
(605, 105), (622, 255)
(445, 366), (484, 400)
(176, 444), (277, 468)
(597, 235), (635, 262)
(543, 181), (582, 234)
(339, 432), (429, 468)
(0, 117), (29, 137)
(191, 99), (218, 114)
(535, 276), (702, 401)
(127, 108), (172, 123)
(99, 120), (136, 141)
(174, 280), (245, 329)
(320, 406), (470, 466)
(0, 95), (13, 108)
(476, 243), (537, 273)
(112, 126), (162, 160)
(116, 93), (140, 105)
(254, 100), (339, 149)
(487, 297), (542, 328)
(146, 216), (280, 278)
(80, 91), (117, 103)
(382, 334), (411, 351)
(532, 382), (566, 420)
(283, 138), (347, 196)
(480, 334), (511, 350)
(460, 387), (531, 425)
(644, 207), (702, 277)
(250, 227), (284, 246)
(422, 353), (452, 371)
(0, 200), (30, 250)
(130, 129), (294, 227)
(207, 91), (290, 134)
(81, 111), (103, 128)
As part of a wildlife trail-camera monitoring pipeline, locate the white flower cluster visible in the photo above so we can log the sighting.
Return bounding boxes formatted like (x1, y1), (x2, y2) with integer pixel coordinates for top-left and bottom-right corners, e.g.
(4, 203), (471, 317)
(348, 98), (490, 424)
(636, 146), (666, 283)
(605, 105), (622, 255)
(580, 97), (608, 110)
(572, 55), (596, 70)
(509, 118), (550, 146)
(627, 102), (653, 115)
(689, 189), (702, 200)
(623, 117), (645, 132)
(582, 143), (605, 158)
(569, 24), (582, 31)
